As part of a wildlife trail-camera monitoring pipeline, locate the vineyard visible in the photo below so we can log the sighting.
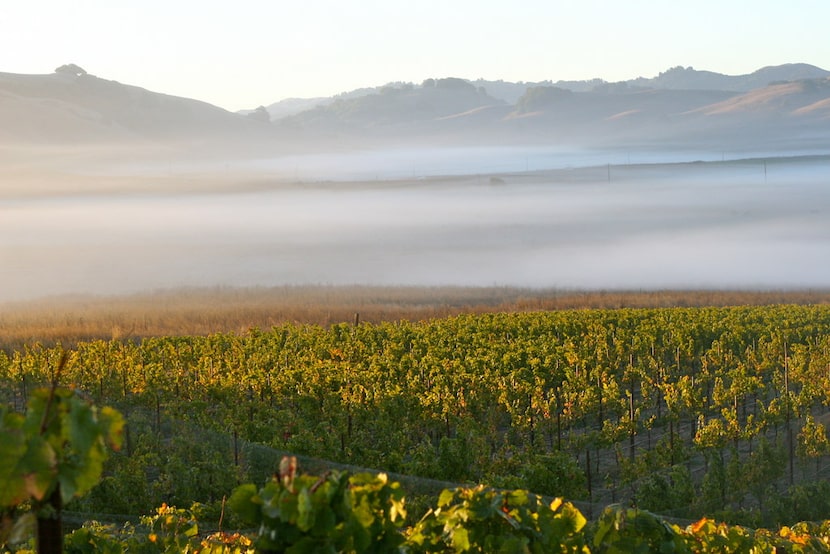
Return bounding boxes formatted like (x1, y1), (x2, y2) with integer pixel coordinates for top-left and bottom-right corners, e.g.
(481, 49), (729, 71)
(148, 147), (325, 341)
(4, 303), (830, 550)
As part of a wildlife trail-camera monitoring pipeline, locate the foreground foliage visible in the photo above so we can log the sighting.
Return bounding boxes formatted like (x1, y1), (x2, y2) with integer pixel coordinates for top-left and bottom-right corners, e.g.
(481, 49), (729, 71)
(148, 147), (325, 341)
(1, 381), (123, 553)
(15, 460), (830, 553)
(228, 456), (406, 553)
(3, 382), (830, 552)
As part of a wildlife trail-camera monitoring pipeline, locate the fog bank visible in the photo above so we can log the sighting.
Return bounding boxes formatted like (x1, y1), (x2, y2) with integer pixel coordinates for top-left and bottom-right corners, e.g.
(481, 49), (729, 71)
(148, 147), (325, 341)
(1, 153), (828, 302)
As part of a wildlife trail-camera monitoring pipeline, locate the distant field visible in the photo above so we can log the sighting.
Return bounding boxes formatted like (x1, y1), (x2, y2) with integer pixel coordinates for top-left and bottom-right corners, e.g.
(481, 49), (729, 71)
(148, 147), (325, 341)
(2, 285), (829, 349)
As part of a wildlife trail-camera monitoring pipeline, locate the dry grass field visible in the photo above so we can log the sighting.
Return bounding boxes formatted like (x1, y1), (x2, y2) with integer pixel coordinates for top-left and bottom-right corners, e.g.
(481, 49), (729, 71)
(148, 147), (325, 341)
(2, 285), (829, 350)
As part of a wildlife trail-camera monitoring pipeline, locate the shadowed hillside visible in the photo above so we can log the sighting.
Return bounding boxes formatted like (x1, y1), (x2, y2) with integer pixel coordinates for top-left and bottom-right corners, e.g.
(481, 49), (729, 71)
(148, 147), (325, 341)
(0, 65), (276, 144)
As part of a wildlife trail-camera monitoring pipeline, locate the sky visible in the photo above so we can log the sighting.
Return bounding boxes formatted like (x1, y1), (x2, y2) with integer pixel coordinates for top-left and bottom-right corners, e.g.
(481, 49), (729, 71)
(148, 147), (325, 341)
(1, 0), (829, 112)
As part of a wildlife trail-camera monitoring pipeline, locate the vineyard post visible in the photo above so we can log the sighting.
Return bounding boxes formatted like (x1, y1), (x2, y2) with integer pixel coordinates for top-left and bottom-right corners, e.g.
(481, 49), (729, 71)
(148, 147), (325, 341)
(233, 428), (239, 467)
(655, 369), (662, 421)
(732, 393), (740, 452)
(529, 391), (536, 447)
(37, 369), (65, 554)
(124, 414), (132, 457)
(585, 448), (593, 519)
(669, 419), (674, 465)
(785, 341), (794, 485)
(248, 385), (255, 423)
(155, 392), (161, 436)
(627, 351), (636, 462)
(689, 375), (696, 446)
(36, 487), (62, 554)
(555, 387), (562, 450)
(20, 368), (27, 407)
(628, 390), (635, 461)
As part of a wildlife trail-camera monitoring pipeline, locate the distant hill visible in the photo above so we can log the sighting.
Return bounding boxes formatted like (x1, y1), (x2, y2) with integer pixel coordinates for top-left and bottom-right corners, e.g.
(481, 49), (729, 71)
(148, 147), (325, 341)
(281, 78), (504, 127)
(259, 64), (830, 110)
(240, 84), (417, 120)
(252, 97), (331, 120)
(627, 63), (830, 92)
(0, 65), (273, 144)
(691, 78), (830, 115)
(3, 63), (830, 153)
(261, 71), (830, 148)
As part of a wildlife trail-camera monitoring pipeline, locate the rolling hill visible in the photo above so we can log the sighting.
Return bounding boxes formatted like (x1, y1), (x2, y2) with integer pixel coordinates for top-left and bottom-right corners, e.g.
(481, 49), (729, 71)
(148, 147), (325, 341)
(0, 65), (274, 144)
(2, 63), (830, 153)
(626, 62), (830, 92)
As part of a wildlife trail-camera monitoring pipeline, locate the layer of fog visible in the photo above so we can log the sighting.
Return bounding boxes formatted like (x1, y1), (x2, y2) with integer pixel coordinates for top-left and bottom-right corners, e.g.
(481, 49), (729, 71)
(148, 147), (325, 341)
(1, 153), (828, 302)
(90, 144), (830, 183)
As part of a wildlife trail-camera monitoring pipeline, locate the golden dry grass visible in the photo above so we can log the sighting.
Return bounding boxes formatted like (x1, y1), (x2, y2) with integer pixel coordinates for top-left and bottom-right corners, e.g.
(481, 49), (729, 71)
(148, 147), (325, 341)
(2, 286), (829, 351)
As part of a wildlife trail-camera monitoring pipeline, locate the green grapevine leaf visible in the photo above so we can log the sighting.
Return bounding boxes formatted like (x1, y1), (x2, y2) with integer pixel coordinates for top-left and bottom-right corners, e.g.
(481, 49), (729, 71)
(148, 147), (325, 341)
(0, 426), (29, 507)
(57, 440), (107, 502)
(97, 406), (125, 451)
(67, 397), (97, 455)
(351, 494), (375, 529)
(507, 489), (529, 507)
(438, 489), (455, 508)
(2, 414), (55, 506)
(258, 482), (282, 520)
(499, 536), (528, 554)
(451, 526), (470, 552)
(296, 488), (313, 531)
(228, 484), (260, 527)
(278, 488), (299, 523)
(20, 435), (57, 501)
(1, 386), (123, 521)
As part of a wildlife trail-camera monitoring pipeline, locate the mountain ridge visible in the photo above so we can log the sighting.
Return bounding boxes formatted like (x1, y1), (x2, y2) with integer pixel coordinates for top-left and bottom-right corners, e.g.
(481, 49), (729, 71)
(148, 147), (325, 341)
(258, 62), (830, 118)
(2, 63), (830, 154)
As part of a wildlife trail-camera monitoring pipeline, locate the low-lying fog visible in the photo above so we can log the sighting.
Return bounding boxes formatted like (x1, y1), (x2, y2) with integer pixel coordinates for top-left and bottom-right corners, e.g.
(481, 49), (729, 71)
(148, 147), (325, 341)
(1, 149), (828, 302)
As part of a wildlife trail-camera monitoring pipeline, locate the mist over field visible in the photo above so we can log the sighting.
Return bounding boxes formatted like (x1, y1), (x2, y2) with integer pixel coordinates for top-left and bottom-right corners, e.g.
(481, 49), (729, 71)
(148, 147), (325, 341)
(2, 149), (828, 302)
(2, 65), (830, 302)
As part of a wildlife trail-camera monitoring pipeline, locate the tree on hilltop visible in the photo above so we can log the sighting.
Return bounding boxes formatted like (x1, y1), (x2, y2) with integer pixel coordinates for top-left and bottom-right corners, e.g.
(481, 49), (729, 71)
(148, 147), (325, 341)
(516, 85), (572, 112)
(247, 105), (271, 122)
(55, 63), (87, 77)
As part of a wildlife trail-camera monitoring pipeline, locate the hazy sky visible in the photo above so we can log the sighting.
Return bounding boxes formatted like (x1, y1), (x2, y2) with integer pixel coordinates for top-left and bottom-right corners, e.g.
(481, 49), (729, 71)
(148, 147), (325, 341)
(2, 1), (829, 111)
